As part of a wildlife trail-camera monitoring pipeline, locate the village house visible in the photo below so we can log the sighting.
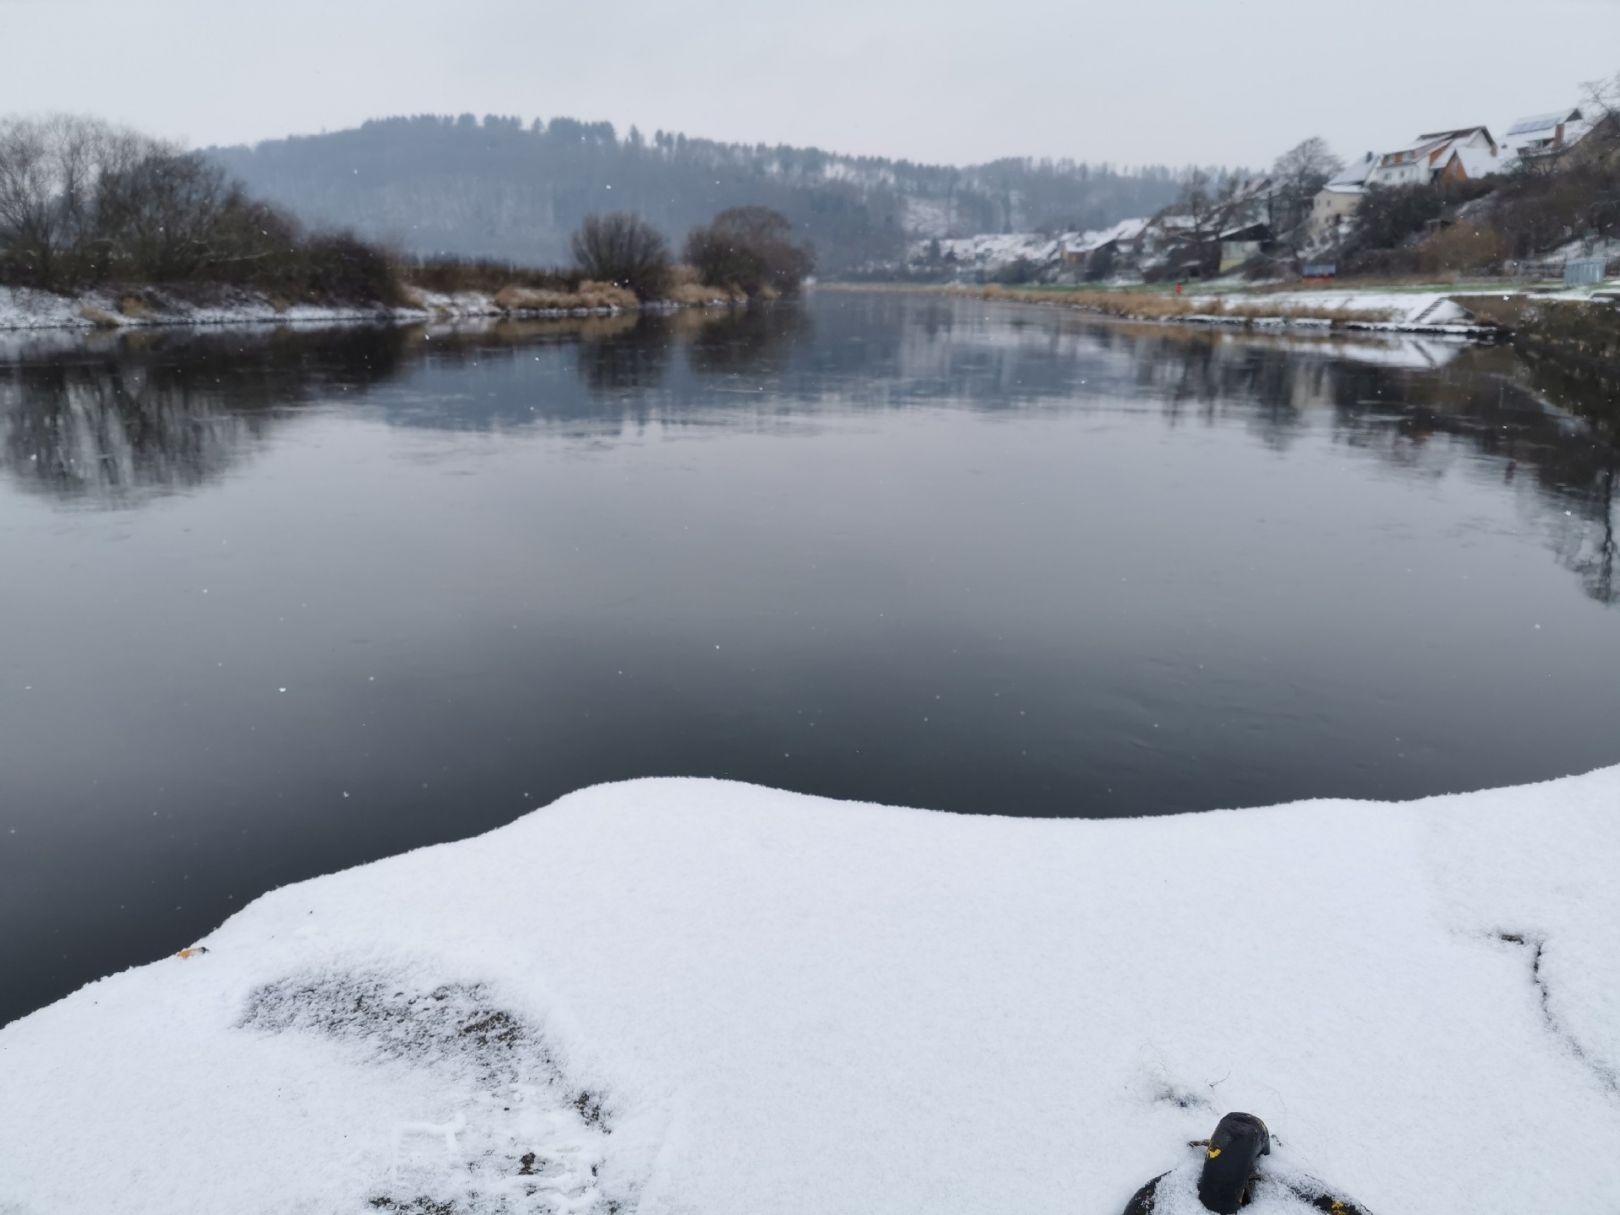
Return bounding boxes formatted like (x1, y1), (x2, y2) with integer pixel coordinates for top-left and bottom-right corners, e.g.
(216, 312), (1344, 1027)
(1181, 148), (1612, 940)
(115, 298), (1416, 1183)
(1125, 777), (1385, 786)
(1218, 221), (1271, 272)
(1366, 126), (1500, 187)
(1060, 217), (1148, 279)
(1308, 127), (1506, 250)
(1501, 108), (1590, 161)
(1311, 153), (1375, 246)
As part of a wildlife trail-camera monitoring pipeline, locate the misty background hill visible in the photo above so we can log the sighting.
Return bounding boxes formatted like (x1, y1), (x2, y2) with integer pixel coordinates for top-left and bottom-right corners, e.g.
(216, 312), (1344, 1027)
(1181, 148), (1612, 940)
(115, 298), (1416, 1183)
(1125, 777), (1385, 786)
(208, 114), (1209, 272)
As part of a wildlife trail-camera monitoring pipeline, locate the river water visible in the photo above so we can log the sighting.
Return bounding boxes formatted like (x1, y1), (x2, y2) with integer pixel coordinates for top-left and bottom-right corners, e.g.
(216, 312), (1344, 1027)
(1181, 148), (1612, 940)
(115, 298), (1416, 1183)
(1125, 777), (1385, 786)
(2, 293), (1618, 1023)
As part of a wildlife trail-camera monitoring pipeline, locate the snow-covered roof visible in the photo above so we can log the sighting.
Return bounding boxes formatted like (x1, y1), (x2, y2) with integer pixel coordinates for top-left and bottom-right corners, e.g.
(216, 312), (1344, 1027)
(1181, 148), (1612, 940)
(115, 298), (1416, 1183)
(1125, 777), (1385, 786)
(1450, 144), (1504, 180)
(1108, 216), (1149, 242)
(917, 232), (1065, 268)
(1505, 109), (1582, 139)
(1062, 217), (1149, 255)
(1328, 157), (1367, 187)
(1380, 126), (1495, 169)
(1324, 154), (1376, 191)
(1416, 125), (1494, 145)
(1219, 223), (1269, 241)
(1379, 135), (1448, 166)
(1502, 107), (1593, 157)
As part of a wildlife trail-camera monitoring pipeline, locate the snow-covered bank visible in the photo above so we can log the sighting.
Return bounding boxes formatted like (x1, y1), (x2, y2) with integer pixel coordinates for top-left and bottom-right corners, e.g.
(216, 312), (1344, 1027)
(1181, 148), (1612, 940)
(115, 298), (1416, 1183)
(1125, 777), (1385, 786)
(823, 282), (1505, 337)
(1189, 288), (1480, 330)
(3, 770), (1618, 1215)
(0, 285), (714, 332)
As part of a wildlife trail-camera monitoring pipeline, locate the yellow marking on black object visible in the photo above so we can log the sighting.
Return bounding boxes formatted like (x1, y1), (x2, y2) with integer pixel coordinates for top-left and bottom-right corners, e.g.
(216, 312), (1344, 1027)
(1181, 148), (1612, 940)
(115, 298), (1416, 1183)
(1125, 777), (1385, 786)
(1206, 1147), (1222, 1159)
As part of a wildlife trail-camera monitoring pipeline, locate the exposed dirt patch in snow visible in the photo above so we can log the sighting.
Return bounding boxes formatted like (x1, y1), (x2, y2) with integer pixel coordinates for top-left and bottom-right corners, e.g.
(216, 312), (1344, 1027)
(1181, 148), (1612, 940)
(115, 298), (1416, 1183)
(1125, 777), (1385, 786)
(239, 972), (623, 1214)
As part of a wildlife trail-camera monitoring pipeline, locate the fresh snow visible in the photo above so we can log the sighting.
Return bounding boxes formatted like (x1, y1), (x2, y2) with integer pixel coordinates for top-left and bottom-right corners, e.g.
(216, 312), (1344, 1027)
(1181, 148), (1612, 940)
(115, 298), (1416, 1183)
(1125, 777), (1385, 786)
(906, 219), (1150, 272)
(1189, 290), (1474, 327)
(3, 769), (1619, 1215)
(0, 286), (637, 333)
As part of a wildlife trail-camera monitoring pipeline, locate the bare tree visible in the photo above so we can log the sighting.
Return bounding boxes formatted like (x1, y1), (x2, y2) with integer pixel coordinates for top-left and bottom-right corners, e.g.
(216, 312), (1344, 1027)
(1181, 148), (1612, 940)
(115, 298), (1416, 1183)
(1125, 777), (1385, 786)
(1580, 70), (1620, 149)
(570, 212), (671, 300)
(683, 206), (814, 297)
(0, 115), (170, 288)
(0, 113), (406, 303)
(0, 117), (57, 285)
(1158, 170), (1230, 279)
(95, 152), (234, 280)
(1270, 137), (1343, 251)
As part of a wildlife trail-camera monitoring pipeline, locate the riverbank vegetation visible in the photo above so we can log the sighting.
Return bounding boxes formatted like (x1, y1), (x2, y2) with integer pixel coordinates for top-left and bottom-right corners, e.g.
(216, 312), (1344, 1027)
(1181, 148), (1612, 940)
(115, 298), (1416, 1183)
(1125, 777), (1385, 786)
(0, 115), (407, 305)
(0, 115), (814, 317)
(684, 206), (815, 299)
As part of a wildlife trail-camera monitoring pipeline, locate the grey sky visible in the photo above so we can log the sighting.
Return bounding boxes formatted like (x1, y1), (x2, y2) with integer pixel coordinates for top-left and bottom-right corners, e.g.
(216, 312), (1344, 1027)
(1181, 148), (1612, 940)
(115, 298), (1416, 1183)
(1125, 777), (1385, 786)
(5, 0), (1617, 169)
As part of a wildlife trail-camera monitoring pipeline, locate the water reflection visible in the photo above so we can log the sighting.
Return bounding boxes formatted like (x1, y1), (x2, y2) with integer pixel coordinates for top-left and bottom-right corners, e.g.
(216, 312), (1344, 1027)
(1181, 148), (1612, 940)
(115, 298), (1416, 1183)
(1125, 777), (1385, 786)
(0, 327), (409, 505)
(6, 295), (1620, 1028)
(0, 299), (1615, 606)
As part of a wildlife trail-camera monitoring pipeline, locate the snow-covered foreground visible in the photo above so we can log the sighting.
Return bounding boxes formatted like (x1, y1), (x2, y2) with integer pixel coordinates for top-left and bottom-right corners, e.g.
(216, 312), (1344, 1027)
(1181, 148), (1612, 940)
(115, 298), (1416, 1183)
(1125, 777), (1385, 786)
(3, 771), (1618, 1215)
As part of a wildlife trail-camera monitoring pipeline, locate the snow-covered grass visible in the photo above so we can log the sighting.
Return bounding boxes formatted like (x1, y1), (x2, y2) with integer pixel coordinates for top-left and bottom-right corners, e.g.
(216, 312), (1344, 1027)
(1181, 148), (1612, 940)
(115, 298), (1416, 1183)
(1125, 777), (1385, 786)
(0, 284), (705, 333)
(3, 769), (1618, 1215)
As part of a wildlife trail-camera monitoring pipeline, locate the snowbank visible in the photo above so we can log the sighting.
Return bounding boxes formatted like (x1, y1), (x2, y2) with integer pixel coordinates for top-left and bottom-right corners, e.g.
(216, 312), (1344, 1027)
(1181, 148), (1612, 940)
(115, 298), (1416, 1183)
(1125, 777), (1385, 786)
(1188, 289), (1477, 330)
(0, 285), (645, 333)
(3, 769), (1618, 1214)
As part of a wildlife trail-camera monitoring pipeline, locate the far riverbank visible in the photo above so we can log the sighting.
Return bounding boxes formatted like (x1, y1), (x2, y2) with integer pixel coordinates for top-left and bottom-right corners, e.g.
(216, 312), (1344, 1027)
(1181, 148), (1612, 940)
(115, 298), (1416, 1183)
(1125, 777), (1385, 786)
(821, 279), (1620, 342)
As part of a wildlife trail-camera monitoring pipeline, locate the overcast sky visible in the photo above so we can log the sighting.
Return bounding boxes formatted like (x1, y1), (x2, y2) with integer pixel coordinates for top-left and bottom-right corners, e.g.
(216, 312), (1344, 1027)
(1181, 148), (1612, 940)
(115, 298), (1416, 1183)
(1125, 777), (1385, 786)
(5, 0), (1617, 169)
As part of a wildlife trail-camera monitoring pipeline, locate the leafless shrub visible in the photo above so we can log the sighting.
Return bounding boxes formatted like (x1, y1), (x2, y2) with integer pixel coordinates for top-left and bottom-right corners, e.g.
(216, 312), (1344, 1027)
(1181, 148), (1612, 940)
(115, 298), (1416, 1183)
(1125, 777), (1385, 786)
(683, 206), (814, 297)
(570, 211), (671, 301)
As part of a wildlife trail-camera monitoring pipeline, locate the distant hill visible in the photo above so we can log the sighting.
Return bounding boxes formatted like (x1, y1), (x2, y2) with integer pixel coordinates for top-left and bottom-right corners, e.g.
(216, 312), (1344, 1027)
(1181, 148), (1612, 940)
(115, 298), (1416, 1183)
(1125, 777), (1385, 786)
(208, 114), (1210, 272)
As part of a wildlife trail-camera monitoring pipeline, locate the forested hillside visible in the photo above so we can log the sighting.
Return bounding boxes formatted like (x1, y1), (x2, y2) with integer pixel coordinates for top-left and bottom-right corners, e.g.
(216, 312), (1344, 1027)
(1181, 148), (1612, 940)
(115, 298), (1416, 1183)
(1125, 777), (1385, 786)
(209, 114), (1204, 271)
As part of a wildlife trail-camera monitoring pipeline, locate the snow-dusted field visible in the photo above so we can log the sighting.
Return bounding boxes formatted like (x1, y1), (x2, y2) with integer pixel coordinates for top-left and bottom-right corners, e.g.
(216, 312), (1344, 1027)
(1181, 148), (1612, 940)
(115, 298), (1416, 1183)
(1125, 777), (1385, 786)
(3, 770), (1617, 1215)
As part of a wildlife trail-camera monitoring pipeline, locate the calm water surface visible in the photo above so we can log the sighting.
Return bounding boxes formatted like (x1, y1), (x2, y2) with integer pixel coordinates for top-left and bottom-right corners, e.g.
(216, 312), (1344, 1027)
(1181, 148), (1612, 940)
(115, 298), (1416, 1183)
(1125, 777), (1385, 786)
(3, 295), (1619, 1023)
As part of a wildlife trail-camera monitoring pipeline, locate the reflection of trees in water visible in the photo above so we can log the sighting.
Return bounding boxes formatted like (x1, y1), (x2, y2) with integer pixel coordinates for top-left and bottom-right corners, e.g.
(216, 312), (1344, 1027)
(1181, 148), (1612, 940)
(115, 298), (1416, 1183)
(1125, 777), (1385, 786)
(0, 310), (806, 500)
(685, 304), (813, 377)
(1556, 467), (1616, 606)
(1176, 332), (1618, 609)
(1020, 319), (1620, 608)
(576, 313), (675, 395)
(1323, 352), (1617, 608)
(3, 302), (1616, 607)
(0, 327), (409, 505)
